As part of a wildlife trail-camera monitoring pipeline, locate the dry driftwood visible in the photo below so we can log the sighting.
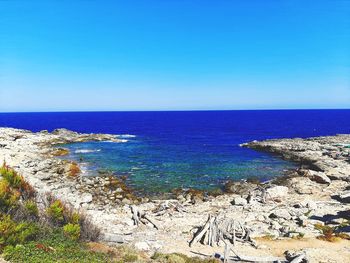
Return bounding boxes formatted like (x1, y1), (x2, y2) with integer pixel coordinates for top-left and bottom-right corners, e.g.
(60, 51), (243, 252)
(189, 214), (256, 248)
(130, 205), (158, 230)
(289, 253), (307, 263)
(152, 200), (187, 216)
(217, 244), (287, 263)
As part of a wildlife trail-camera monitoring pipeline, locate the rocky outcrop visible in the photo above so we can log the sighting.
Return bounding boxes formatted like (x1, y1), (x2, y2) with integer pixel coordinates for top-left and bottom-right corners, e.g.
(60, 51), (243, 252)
(242, 135), (350, 186)
(1, 127), (350, 261)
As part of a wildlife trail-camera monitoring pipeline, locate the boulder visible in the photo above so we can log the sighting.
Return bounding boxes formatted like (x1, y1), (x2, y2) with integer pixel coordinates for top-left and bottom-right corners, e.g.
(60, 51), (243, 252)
(102, 233), (126, 243)
(269, 209), (292, 220)
(266, 185), (289, 199)
(134, 241), (150, 251)
(232, 196), (248, 206)
(79, 193), (93, 204)
(36, 172), (51, 180)
(224, 180), (256, 195)
(308, 170), (331, 184)
(286, 177), (320, 195)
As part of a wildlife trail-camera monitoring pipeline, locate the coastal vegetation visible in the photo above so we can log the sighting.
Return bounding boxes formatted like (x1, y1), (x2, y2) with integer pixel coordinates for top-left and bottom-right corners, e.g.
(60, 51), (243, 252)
(0, 163), (219, 262)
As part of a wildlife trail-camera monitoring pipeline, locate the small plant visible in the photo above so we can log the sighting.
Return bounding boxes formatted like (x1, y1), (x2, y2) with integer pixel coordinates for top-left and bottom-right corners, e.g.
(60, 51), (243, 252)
(63, 223), (81, 241)
(70, 212), (80, 224)
(69, 163), (81, 177)
(24, 200), (39, 217)
(304, 209), (312, 217)
(47, 200), (64, 223)
(314, 223), (349, 242)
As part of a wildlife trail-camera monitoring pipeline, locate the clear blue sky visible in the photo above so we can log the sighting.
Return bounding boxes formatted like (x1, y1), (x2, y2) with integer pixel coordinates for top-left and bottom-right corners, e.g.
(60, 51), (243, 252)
(0, 1), (349, 112)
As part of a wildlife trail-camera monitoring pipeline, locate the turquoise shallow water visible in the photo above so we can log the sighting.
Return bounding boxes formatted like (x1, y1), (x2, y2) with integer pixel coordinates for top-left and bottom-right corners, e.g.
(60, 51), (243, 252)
(2, 110), (350, 195)
(63, 137), (295, 195)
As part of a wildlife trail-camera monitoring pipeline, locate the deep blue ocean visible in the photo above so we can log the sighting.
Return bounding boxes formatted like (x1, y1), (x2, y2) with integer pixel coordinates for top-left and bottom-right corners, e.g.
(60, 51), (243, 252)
(1, 110), (350, 195)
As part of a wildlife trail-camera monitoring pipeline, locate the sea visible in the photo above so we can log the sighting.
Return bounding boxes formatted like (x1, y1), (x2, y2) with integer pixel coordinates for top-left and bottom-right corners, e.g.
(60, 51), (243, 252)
(1, 110), (349, 195)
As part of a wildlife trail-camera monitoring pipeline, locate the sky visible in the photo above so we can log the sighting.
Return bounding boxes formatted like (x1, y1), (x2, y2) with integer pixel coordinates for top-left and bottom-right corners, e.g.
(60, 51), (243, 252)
(0, 1), (349, 112)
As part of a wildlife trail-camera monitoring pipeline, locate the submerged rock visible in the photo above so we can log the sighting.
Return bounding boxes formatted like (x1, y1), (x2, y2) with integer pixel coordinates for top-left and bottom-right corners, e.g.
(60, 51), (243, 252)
(224, 180), (257, 195)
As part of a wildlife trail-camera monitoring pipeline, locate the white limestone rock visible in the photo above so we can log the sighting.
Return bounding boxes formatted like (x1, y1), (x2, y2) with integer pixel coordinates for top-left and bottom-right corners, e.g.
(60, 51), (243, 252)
(266, 185), (289, 199)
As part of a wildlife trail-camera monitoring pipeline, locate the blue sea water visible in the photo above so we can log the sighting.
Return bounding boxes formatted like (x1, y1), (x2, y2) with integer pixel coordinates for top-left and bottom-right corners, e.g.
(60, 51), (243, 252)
(1, 110), (350, 195)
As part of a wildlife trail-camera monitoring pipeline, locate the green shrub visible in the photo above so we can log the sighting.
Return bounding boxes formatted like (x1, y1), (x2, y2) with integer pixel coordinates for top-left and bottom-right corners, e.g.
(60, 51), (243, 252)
(0, 165), (23, 189)
(70, 212), (80, 224)
(47, 200), (64, 224)
(0, 214), (38, 251)
(2, 230), (110, 263)
(24, 200), (39, 217)
(63, 223), (81, 241)
(0, 180), (20, 212)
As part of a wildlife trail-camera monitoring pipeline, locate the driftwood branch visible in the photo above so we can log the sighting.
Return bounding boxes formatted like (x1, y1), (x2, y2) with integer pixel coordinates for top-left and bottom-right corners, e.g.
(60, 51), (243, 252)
(189, 214), (256, 248)
(289, 253), (307, 263)
(130, 205), (158, 230)
(153, 200), (187, 216)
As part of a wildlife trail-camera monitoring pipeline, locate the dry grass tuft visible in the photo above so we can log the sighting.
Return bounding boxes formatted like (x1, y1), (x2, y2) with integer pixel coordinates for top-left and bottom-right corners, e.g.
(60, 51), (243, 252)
(68, 163), (81, 177)
(314, 223), (350, 242)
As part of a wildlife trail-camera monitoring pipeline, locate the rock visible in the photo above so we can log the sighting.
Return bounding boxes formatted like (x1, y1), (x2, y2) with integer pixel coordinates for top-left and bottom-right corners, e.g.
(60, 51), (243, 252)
(266, 185), (289, 199)
(232, 196), (248, 206)
(287, 177), (320, 195)
(191, 195), (203, 204)
(36, 172), (51, 180)
(115, 187), (124, 193)
(224, 180), (256, 194)
(121, 198), (132, 205)
(297, 215), (308, 227)
(134, 241), (150, 251)
(300, 200), (317, 210)
(79, 193), (93, 204)
(308, 170), (331, 184)
(269, 209), (292, 220)
(176, 194), (186, 202)
(52, 128), (79, 136)
(306, 200), (317, 210)
(102, 233), (126, 243)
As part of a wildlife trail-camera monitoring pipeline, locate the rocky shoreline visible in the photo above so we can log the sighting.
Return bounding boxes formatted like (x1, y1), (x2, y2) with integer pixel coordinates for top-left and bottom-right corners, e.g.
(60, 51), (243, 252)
(1, 127), (350, 262)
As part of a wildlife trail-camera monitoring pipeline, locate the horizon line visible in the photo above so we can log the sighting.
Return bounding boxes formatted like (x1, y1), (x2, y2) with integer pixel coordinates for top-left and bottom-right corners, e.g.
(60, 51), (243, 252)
(1, 108), (350, 114)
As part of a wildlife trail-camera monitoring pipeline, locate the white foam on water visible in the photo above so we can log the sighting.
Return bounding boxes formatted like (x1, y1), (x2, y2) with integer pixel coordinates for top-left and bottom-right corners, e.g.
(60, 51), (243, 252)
(101, 139), (128, 143)
(74, 149), (101, 154)
(116, 134), (136, 139)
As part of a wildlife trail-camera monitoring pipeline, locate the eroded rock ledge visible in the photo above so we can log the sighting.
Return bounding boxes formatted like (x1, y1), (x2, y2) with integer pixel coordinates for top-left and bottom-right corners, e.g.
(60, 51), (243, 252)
(1, 127), (350, 262)
(241, 134), (350, 182)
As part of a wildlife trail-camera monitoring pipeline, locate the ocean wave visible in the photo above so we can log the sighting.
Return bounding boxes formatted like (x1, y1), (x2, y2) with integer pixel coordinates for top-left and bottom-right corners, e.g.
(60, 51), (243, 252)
(116, 134), (136, 139)
(74, 149), (101, 154)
